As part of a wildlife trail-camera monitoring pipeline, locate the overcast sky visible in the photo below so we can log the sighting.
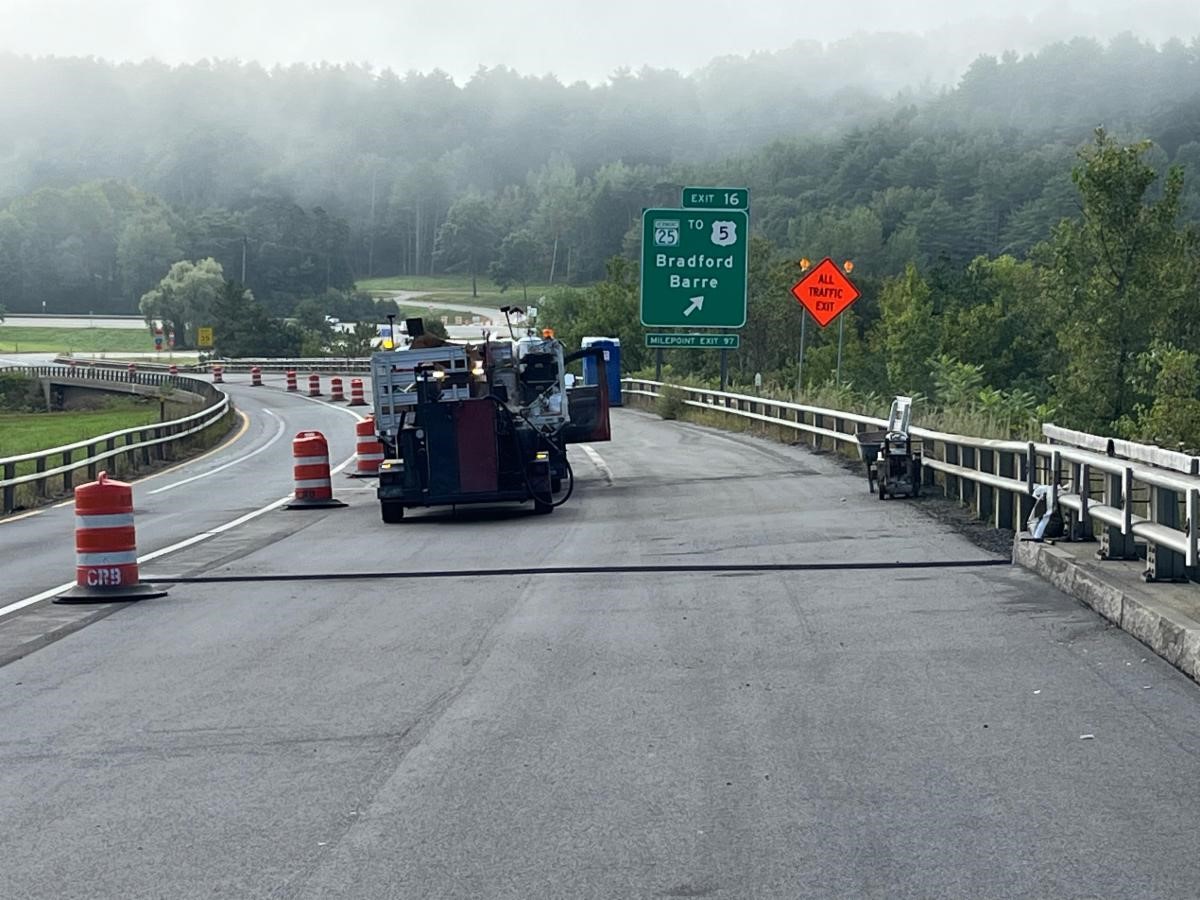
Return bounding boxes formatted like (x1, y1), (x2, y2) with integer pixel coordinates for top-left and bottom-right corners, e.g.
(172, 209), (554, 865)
(1, 0), (1198, 84)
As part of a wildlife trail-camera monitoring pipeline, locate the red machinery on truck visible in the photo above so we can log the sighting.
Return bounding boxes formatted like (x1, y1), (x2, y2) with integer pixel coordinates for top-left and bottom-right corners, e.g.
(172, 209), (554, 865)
(372, 322), (611, 522)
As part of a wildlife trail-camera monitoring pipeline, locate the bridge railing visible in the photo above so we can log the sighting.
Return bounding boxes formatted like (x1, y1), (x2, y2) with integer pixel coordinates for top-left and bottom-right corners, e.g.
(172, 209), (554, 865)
(212, 358), (371, 373)
(623, 378), (1199, 582)
(0, 366), (233, 514)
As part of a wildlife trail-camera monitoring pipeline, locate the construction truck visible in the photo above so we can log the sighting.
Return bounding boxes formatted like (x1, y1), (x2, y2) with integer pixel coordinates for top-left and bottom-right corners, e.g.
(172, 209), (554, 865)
(371, 322), (611, 522)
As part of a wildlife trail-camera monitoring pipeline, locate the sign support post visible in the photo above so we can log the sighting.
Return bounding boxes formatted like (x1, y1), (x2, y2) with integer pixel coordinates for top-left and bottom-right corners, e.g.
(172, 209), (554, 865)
(655, 348), (663, 381)
(836, 316), (845, 385)
(720, 347), (728, 392)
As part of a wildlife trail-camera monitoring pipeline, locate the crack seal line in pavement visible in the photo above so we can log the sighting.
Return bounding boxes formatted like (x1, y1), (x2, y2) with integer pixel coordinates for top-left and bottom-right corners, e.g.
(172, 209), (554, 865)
(144, 558), (1011, 584)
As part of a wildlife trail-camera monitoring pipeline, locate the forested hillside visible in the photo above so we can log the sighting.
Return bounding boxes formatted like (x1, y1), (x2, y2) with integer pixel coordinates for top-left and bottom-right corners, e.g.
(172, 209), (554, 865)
(2, 35), (1199, 310)
(2, 34), (1200, 443)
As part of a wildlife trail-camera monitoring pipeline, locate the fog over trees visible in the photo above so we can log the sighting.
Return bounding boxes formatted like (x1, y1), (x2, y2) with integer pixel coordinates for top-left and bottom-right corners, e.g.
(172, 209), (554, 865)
(2, 32), (1200, 441)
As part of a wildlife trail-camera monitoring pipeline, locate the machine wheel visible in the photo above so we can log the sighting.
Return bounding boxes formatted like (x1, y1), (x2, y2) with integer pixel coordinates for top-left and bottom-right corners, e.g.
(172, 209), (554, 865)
(381, 501), (405, 523)
(533, 496), (554, 515)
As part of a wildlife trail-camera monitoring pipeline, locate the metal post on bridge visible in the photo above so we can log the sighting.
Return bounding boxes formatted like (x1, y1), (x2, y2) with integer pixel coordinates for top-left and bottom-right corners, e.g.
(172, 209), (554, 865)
(1099, 467), (1138, 561)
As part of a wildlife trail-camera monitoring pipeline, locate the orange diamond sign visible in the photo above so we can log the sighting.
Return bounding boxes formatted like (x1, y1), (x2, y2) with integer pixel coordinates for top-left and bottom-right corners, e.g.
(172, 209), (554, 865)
(791, 257), (860, 327)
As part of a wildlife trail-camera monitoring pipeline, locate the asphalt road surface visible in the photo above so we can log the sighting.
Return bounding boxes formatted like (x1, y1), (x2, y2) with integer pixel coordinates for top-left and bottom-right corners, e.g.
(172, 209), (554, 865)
(2, 404), (1200, 898)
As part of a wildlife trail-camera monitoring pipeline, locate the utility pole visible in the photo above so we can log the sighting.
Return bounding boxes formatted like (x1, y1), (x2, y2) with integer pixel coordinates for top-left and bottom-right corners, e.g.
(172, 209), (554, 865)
(241, 236), (247, 285)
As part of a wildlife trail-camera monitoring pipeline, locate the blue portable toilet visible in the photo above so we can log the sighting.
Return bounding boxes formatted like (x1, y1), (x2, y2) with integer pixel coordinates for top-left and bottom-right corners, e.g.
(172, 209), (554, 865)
(581, 336), (622, 406)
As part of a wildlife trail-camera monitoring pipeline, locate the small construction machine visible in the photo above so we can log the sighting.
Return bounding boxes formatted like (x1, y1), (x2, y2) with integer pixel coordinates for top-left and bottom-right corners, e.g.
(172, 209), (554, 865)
(855, 395), (923, 500)
(372, 320), (611, 522)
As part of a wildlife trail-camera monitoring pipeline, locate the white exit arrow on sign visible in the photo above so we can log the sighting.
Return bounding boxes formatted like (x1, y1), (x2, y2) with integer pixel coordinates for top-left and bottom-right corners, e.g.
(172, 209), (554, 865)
(683, 296), (705, 317)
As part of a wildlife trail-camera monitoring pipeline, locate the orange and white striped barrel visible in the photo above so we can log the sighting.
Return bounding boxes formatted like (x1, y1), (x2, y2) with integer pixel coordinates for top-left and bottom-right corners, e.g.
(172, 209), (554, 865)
(55, 471), (166, 603)
(330, 377), (345, 402)
(213, 364), (224, 383)
(348, 378), (367, 407)
(251, 366), (262, 386)
(308, 373), (321, 397)
(286, 370), (298, 392)
(287, 431), (347, 509)
(168, 364), (178, 376)
(354, 416), (384, 477)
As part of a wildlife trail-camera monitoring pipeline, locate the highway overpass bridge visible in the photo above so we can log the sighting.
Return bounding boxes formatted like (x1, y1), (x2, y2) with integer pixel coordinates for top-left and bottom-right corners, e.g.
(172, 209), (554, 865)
(1, 365), (1199, 898)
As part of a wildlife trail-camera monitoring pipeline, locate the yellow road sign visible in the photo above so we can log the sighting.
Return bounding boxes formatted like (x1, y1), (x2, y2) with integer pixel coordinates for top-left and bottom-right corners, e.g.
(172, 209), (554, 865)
(197, 327), (214, 348)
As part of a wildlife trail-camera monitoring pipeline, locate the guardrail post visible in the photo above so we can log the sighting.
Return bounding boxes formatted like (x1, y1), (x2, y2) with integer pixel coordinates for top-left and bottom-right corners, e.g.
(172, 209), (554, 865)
(813, 412), (823, 450)
(1187, 488), (1198, 577)
(1145, 485), (1187, 582)
(961, 445), (977, 512)
(87, 442), (99, 482)
(944, 442), (960, 501)
(62, 448), (73, 494)
(997, 450), (1015, 529)
(978, 449), (994, 523)
(1070, 462), (1095, 541)
(3, 461), (14, 514)
(35, 456), (46, 498)
(1099, 467), (1139, 560)
(154, 426), (165, 461)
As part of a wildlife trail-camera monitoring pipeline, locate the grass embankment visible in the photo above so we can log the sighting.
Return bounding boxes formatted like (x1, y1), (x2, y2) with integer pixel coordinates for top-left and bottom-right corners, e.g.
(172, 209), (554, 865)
(0, 393), (233, 514)
(0, 400), (161, 457)
(0, 326), (156, 354)
(357, 274), (556, 304)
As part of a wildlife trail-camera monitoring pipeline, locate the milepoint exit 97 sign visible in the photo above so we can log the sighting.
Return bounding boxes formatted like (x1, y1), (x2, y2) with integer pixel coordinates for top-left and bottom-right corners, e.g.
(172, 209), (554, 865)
(790, 258), (860, 327)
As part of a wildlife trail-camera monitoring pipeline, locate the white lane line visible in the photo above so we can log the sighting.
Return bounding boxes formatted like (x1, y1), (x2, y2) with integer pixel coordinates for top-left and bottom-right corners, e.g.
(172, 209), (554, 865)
(580, 445), (614, 485)
(0, 449), (359, 622)
(289, 390), (368, 422)
(146, 409), (286, 495)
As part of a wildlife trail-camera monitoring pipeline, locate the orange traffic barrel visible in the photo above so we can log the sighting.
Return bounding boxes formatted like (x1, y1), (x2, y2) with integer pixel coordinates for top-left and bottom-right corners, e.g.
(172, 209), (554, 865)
(352, 416), (384, 477)
(330, 377), (345, 402)
(168, 363), (178, 376)
(286, 370), (298, 392)
(286, 431), (347, 509)
(55, 472), (166, 603)
(348, 378), (367, 407)
(251, 366), (262, 386)
(308, 373), (322, 397)
(213, 364), (224, 384)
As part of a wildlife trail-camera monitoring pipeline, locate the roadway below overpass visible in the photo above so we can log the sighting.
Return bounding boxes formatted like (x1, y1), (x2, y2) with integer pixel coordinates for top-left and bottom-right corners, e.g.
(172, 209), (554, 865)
(2, 392), (1200, 897)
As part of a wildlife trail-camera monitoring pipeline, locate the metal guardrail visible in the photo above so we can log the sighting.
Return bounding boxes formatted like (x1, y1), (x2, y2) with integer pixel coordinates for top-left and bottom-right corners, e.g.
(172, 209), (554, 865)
(213, 358), (371, 374)
(0, 366), (233, 514)
(624, 379), (1200, 582)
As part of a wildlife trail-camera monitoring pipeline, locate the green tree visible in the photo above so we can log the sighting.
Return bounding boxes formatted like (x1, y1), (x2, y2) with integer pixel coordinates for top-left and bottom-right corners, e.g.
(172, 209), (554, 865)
(1128, 345), (1200, 451)
(488, 229), (542, 302)
(138, 258), (225, 348)
(433, 192), (499, 297)
(116, 209), (181, 306)
(1042, 129), (1197, 432)
(875, 263), (939, 397)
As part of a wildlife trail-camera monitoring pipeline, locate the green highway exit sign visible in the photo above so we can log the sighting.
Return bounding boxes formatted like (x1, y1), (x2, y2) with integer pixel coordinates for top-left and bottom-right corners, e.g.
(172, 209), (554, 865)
(640, 208), (748, 328)
(682, 186), (749, 211)
(645, 333), (740, 349)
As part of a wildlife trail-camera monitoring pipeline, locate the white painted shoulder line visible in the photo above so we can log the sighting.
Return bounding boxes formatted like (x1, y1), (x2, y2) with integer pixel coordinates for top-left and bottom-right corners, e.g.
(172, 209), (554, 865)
(0, 448), (358, 622)
(580, 445), (614, 485)
(148, 409), (285, 494)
